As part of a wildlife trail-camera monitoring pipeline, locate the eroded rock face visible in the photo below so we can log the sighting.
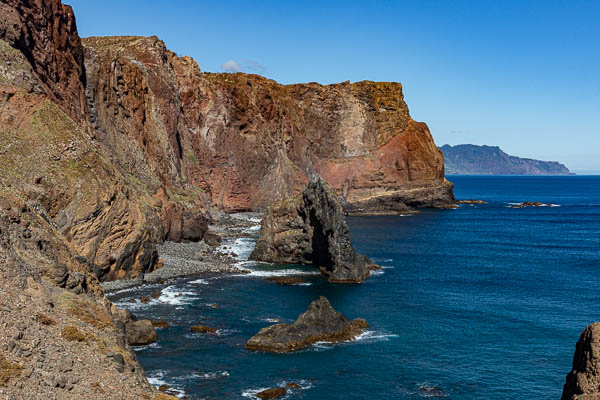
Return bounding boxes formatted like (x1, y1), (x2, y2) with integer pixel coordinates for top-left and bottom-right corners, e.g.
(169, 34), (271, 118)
(250, 177), (375, 283)
(246, 296), (368, 353)
(562, 322), (600, 400)
(0, 0), (87, 122)
(82, 35), (454, 214)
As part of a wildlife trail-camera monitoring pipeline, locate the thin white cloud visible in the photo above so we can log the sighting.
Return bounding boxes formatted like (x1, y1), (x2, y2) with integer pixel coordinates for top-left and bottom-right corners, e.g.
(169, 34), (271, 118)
(242, 59), (266, 74)
(222, 60), (241, 73)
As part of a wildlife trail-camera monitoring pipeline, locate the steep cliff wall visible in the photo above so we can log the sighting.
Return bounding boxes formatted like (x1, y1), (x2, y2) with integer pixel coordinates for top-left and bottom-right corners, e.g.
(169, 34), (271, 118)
(562, 322), (600, 400)
(83, 36), (454, 214)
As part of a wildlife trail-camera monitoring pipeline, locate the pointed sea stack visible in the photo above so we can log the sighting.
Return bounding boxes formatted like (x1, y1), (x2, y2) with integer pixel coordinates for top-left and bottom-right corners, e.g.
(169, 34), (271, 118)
(246, 296), (369, 353)
(562, 322), (600, 399)
(250, 177), (376, 283)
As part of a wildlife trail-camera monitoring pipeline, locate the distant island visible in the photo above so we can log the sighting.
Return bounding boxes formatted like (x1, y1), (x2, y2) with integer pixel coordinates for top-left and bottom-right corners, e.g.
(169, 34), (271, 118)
(440, 144), (573, 175)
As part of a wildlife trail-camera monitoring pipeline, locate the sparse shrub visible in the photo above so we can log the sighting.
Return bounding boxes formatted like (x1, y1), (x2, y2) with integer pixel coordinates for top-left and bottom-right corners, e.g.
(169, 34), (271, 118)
(61, 325), (87, 342)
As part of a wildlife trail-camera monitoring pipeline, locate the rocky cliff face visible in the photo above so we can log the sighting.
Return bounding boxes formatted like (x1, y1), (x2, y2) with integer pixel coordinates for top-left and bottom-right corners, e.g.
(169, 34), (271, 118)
(250, 177), (375, 283)
(562, 322), (600, 400)
(82, 35), (454, 214)
(440, 144), (572, 175)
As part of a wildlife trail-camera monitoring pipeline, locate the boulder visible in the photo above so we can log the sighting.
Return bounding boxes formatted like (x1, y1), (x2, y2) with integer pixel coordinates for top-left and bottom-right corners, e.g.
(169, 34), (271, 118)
(203, 231), (222, 246)
(246, 296), (368, 353)
(125, 320), (157, 346)
(562, 322), (600, 399)
(250, 177), (376, 283)
(256, 387), (286, 399)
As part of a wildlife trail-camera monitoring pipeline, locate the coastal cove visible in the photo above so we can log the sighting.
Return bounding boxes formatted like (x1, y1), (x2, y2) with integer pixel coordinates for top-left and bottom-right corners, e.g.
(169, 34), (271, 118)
(106, 175), (600, 399)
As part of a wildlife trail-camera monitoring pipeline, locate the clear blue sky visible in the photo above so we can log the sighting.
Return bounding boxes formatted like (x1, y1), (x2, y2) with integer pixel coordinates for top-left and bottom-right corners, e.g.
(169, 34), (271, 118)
(69, 0), (599, 173)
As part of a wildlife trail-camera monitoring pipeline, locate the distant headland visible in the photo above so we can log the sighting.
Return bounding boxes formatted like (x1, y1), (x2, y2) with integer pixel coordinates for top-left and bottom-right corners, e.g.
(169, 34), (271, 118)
(440, 144), (573, 175)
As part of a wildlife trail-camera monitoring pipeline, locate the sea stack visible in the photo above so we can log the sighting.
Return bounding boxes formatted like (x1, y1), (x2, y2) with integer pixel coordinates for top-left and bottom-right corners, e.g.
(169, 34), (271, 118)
(562, 322), (600, 399)
(250, 176), (376, 283)
(246, 296), (369, 353)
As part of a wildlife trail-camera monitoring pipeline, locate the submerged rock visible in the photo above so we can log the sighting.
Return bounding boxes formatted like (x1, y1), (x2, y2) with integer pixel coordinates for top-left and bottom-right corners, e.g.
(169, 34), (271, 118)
(190, 326), (217, 334)
(562, 322), (600, 399)
(265, 276), (307, 286)
(246, 296), (368, 353)
(250, 177), (376, 283)
(456, 199), (487, 204)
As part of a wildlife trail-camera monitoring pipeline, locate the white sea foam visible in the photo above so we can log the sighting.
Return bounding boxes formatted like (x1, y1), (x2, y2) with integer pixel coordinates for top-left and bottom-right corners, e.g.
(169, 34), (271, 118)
(242, 387), (272, 399)
(309, 330), (398, 351)
(262, 317), (281, 323)
(220, 237), (256, 261)
(278, 379), (313, 390)
(146, 370), (186, 398)
(188, 278), (209, 285)
(215, 328), (240, 336)
(350, 330), (399, 343)
(132, 342), (161, 351)
(370, 270), (385, 276)
(199, 371), (230, 379)
(242, 380), (311, 399)
(381, 265), (395, 269)
(236, 264), (321, 278)
(158, 285), (198, 306)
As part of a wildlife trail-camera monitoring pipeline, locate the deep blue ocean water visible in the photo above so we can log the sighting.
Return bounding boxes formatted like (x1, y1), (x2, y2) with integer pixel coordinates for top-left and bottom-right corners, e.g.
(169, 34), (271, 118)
(108, 176), (600, 399)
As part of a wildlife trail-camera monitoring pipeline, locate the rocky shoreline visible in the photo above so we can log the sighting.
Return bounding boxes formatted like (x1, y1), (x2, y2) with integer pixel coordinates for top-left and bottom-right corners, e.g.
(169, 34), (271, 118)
(101, 213), (261, 293)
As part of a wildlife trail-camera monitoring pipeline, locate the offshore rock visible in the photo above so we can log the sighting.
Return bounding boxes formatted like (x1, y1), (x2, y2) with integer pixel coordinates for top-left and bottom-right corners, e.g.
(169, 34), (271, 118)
(250, 177), (375, 283)
(246, 296), (368, 353)
(256, 387), (287, 399)
(562, 322), (600, 400)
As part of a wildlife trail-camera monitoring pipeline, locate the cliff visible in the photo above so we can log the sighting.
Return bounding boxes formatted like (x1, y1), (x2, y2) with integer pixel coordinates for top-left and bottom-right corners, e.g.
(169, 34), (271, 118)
(0, 0), (453, 397)
(83, 35), (454, 214)
(562, 322), (600, 400)
(440, 144), (572, 175)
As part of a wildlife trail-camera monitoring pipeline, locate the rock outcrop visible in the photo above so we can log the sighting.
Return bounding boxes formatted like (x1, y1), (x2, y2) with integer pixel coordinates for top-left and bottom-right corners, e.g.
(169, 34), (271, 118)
(250, 177), (376, 283)
(440, 144), (572, 175)
(562, 322), (600, 400)
(246, 296), (368, 353)
(125, 320), (158, 346)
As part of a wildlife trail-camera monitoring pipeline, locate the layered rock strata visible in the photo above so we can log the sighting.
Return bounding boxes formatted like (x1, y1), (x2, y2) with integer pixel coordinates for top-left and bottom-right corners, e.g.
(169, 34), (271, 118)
(250, 177), (376, 283)
(246, 296), (368, 353)
(82, 35), (454, 214)
(562, 322), (600, 400)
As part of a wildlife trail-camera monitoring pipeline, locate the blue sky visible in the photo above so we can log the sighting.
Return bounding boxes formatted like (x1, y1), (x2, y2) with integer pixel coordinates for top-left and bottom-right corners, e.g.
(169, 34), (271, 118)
(69, 1), (599, 173)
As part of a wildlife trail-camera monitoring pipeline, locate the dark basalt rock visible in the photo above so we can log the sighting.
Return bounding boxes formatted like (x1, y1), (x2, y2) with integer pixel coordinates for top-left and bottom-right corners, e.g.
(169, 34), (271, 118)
(562, 322), (600, 399)
(245, 296), (368, 353)
(256, 387), (286, 399)
(250, 177), (376, 283)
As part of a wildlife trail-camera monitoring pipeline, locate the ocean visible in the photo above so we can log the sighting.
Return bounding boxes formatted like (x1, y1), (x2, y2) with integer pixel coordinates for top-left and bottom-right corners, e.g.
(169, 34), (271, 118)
(107, 175), (600, 399)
